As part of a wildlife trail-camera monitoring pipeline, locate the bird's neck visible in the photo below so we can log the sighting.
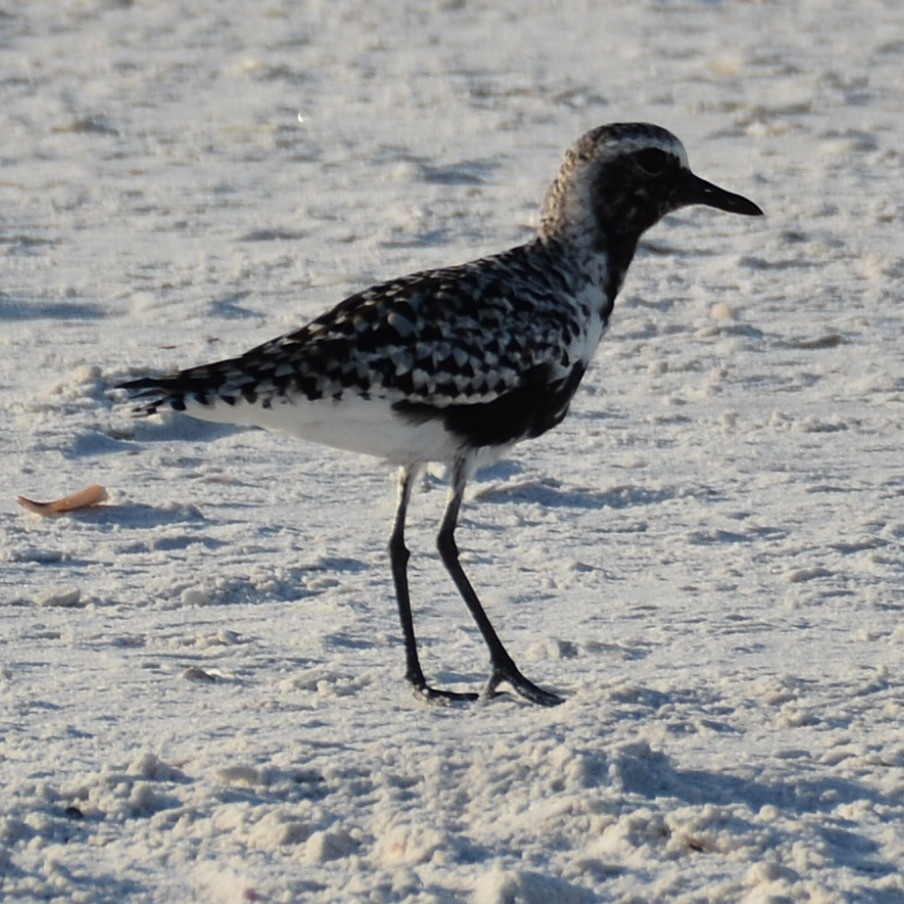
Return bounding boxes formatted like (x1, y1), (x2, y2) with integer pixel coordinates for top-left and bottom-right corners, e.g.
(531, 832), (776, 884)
(536, 229), (640, 314)
(598, 229), (640, 303)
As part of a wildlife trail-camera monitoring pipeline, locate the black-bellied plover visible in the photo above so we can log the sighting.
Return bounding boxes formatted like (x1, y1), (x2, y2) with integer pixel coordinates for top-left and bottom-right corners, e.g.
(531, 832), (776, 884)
(121, 123), (762, 706)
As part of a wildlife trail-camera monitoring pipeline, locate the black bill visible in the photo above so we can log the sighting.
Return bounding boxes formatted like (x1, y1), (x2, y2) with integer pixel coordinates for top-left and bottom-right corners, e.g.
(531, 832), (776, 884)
(678, 170), (764, 217)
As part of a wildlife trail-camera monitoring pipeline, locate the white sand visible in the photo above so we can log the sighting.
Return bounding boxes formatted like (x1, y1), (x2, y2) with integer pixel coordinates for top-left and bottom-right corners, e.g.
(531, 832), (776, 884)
(2, 1), (902, 901)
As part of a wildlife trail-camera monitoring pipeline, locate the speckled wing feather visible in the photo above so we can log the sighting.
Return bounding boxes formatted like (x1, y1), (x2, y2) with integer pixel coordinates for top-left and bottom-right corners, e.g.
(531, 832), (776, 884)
(123, 242), (596, 449)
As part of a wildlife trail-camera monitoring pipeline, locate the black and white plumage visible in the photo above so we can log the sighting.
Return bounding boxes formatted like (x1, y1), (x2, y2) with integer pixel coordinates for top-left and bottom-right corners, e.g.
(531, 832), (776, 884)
(122, 123), (762, 706)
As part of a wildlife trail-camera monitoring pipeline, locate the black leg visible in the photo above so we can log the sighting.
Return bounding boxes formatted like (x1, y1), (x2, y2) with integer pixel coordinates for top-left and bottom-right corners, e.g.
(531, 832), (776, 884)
(389, 465), (477, 703)
(436, 458), (563, 707)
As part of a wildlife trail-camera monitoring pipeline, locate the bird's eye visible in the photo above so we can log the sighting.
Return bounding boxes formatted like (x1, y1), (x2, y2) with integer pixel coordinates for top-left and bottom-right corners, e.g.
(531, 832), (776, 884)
(634, 148), (672, 175)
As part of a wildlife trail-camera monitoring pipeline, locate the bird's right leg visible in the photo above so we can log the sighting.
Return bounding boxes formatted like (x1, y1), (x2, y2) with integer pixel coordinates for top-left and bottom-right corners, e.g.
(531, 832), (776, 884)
(436, 457), (563, 707)
(389, 465), (477, 703)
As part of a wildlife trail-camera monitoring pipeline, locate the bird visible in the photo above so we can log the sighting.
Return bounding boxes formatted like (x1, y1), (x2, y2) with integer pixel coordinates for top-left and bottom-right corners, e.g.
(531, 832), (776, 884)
(120, 122), (763, 707)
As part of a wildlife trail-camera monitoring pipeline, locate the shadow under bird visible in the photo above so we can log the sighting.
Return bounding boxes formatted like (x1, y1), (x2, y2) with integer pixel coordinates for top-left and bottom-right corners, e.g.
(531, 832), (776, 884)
(121, 122), (763, 707)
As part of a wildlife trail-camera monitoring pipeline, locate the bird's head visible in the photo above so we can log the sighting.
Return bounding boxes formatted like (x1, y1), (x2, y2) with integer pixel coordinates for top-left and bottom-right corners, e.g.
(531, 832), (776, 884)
(540, 123), (763, 248)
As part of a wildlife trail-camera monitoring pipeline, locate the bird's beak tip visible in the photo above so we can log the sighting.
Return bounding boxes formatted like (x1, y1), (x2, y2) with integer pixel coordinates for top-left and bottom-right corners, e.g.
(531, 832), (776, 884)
(682, 171), (763, 218)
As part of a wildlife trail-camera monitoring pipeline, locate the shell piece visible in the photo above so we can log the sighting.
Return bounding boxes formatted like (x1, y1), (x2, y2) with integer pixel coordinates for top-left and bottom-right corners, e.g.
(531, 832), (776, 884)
(16, 484), (109, 516)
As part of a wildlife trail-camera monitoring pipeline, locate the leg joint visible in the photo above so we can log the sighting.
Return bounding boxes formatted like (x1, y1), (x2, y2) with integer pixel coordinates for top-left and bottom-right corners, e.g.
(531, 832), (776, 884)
(389, 530), (410, 564)
(436, 523), (457, 562)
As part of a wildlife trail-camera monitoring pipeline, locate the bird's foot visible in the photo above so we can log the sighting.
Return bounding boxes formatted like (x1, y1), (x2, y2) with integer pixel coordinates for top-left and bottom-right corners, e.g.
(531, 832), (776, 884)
(407, 672), (479, 704)
(484, 665), (563, 707)
(406, 668), (562, 707)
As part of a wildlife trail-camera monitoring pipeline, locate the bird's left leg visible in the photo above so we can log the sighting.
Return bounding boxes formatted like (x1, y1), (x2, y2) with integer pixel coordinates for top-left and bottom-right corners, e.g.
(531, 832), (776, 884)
(389, 465), (477, 703)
